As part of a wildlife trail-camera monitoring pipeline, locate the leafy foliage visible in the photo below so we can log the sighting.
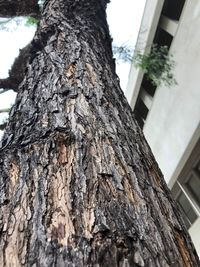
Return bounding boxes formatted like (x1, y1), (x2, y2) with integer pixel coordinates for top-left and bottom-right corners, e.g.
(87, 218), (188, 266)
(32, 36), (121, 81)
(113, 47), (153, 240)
(25, 16), (39, 26)
(0, 16), (38, 31)
(133, 44), (177, 87)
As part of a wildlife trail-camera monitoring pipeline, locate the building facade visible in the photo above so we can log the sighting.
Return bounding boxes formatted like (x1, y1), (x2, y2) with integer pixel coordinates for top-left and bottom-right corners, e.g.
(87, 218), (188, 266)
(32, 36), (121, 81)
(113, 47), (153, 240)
(126, 0), (200, 256)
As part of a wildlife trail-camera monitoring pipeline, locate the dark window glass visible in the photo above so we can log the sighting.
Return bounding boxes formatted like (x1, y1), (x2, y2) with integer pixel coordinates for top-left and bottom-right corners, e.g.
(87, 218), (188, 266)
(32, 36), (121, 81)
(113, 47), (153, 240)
(134, 98), (149, 129)
(134, 110), (145, 129)
(196, 160), (200, 174)
(141, 75), (156, 97)
(153, 28), (173, 49)
(162, 0), (186, 21)
(186, 174), (200, 207)
(177, 192), (197, 229)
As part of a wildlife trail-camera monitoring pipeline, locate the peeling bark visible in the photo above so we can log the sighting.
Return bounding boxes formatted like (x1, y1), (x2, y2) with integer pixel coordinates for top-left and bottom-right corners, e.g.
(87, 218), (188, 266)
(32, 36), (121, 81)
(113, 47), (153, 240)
(0, 0), (40, 18)
(0, 0), (199, 266)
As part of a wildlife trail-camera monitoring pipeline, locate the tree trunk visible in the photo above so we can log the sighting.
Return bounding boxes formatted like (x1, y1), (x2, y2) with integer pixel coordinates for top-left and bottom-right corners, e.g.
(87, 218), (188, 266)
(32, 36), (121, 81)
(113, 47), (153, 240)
(0, 0), (199, 266)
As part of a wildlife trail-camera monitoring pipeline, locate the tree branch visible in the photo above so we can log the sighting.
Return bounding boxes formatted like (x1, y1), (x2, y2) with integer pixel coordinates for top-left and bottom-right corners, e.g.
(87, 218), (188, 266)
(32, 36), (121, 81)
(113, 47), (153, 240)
(0, 122), (7, 130)
(0, 108), (10, 113)
(0, 43), (32, 92)
(0, 0), (40, 19)
(0, 78), (17, 91)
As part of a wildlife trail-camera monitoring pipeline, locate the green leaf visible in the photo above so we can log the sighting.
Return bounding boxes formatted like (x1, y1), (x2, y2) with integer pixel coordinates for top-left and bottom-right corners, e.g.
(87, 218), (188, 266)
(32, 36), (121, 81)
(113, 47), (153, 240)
(25, 17), (39, 26)
(132, 44), (177, 88)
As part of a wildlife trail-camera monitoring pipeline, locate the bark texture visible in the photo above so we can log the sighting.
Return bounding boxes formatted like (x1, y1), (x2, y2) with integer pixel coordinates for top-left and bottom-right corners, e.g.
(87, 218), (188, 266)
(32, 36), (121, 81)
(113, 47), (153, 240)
(0, 0), (199, 266)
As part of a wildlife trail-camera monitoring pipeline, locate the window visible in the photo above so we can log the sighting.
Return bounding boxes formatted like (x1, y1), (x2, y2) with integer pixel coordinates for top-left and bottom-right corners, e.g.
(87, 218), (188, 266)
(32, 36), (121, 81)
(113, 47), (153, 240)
(171, 138), (200, 230)
(176, 188), (198, 229)
(185, 172), (200, 207)
(162, 0), (186, 21)
(141, 75), (156, 97)
(153, 28), (173, 49)
(134, 98), (149, 129)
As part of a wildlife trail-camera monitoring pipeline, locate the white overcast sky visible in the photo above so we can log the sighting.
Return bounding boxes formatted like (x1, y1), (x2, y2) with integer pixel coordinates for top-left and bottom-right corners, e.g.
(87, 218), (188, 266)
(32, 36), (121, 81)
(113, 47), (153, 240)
(0, 0), (146, 135)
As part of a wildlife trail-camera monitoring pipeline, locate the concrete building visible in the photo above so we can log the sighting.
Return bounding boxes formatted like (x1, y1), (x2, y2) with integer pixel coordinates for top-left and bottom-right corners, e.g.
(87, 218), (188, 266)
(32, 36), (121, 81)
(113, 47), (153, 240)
(126, 0), (200, 256)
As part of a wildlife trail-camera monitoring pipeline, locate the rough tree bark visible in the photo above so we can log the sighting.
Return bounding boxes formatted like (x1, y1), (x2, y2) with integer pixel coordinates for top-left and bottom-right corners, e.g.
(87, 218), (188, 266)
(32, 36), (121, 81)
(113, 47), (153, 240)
(0, 0), (199, 266)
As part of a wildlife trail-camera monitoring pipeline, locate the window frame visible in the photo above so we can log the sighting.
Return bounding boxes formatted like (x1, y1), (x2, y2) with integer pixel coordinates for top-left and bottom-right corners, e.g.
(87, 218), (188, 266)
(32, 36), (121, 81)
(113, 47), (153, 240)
(171, 138), (200, 229)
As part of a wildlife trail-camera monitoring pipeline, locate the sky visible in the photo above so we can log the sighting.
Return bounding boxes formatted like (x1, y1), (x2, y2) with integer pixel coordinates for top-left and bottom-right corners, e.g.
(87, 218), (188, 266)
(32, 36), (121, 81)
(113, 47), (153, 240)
(0, 0), (146, 137)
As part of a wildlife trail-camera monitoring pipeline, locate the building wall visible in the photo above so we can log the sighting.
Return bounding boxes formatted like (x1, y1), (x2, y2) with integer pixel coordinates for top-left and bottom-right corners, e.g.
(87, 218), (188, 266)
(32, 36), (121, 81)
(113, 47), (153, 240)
(126, 0), (200, 257)
(125, 0), (164, 109)
(143, 0), (200, 185)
